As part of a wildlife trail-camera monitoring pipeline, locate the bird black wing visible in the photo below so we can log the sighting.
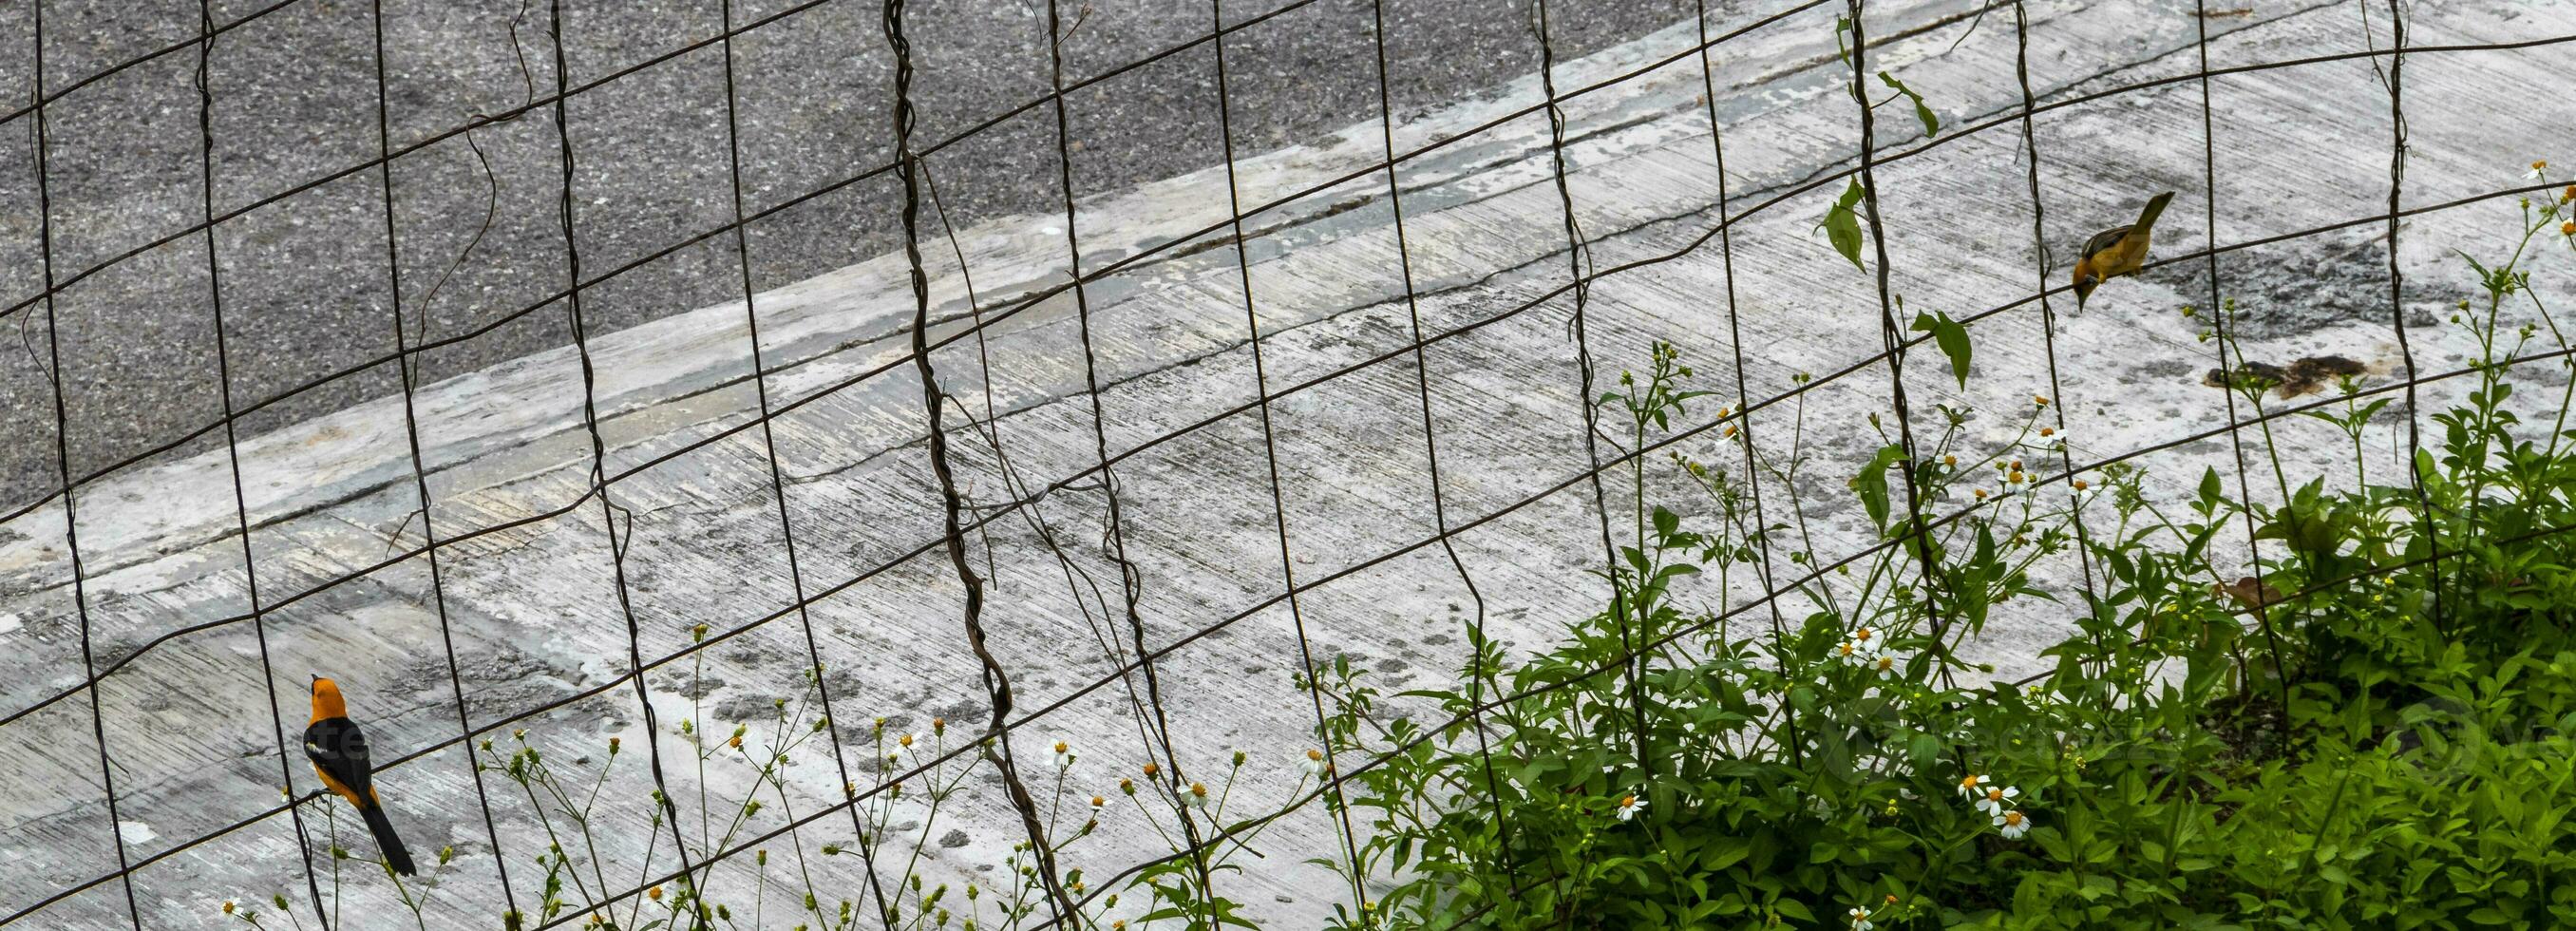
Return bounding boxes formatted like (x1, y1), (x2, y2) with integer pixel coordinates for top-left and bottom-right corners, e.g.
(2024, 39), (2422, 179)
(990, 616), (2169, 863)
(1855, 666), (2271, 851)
(304, 716), (374, 800)
(2080, 224), (2132, 262)
(304, 715), (416, 874)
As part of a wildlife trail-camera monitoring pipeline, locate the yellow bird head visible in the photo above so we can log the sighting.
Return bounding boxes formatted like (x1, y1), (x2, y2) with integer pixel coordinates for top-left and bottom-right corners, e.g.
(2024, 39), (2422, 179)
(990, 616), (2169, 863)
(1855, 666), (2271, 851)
(2070, 256), (2105, 309)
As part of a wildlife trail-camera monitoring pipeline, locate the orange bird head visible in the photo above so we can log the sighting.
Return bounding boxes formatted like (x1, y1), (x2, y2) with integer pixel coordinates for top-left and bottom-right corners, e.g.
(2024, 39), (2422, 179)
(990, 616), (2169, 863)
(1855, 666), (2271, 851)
(2070, 256), (2103, 309)
(310, 676), (349, 724)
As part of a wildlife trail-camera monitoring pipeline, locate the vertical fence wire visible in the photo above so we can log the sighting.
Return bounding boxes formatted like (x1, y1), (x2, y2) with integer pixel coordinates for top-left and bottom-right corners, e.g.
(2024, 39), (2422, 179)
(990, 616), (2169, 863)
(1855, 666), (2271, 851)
(883, 0), (1082, 922)
(1843, 0), (1956, 673)
(2009, 0), (2103, 609)
(192, 3), (330, 924)
(1370, 0), (1526, 885)
(1694, 0), (1800, 752)
(711, 0), (901, 922)
(539, 0), (707, 904)
(2381, 0), (2443, 634)
(24, 3), (146, 927)
(1206, 0), (1373, 913)
(1530, 0), (1657, 781)
(2193, 0), (2294, 705)
(1033, 0), (1225, 914)
(363, 1), (524, 922)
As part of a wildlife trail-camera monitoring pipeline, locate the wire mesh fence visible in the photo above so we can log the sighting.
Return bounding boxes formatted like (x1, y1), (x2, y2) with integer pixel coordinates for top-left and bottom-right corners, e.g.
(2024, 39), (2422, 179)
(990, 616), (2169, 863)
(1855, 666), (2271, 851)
(3, 0), (2571, 927)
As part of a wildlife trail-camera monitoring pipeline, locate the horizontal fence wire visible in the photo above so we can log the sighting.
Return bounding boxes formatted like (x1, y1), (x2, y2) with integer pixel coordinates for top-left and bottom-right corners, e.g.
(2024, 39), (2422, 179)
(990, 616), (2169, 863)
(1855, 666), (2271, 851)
(4, 0), (2567, 924)
(3, 170), (2567, 922)
(2, 164), (2556, 741)
(1, 21), (2562, 547)
(0, 0), (1844, 533)
(10, 213), (2569, 922)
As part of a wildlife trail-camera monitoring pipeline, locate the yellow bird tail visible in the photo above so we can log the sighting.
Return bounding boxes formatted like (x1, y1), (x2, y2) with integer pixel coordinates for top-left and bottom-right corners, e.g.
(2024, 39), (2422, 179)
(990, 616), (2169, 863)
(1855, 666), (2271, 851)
(2133, 190), (2177, 234)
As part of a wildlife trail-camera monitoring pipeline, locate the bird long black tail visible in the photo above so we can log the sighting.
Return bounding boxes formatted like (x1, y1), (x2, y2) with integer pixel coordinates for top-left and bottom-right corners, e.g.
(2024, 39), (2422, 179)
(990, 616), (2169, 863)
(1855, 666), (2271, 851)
(357, 801), (416, 875)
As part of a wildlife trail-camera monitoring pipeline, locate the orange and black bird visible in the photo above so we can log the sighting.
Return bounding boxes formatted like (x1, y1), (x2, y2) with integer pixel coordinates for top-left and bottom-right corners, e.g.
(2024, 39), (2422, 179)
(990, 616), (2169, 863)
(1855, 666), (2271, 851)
(2071, 190), (2176, 312)
(306, 677), (415, 875)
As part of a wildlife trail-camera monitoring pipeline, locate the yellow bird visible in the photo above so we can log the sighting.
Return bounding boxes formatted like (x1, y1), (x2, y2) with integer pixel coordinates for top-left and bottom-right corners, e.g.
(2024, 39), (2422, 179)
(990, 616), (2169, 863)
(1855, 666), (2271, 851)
(2070, 190), (2175, 312)
(306, 677), (416, 875)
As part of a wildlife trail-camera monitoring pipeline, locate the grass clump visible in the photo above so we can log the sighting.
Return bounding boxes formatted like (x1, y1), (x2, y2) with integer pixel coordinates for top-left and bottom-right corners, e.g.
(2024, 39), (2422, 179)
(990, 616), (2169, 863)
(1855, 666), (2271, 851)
(1319, 176), (2576, 930)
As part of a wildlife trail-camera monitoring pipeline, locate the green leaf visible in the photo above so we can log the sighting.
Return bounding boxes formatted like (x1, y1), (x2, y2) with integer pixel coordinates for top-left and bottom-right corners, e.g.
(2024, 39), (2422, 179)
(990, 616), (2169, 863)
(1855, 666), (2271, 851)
(1849, 444), (1908, 530)
(1821, 180), (1868, 272)
(1910, 309), (1973, 389)
(1879, 70), (1940, 137)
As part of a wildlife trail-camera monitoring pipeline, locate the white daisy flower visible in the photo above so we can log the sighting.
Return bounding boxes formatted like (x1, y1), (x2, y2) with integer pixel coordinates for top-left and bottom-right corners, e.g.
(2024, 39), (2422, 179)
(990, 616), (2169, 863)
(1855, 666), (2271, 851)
(1182, 781), (1211, 809)
(1847, 906), (1876, 930)
(2035, 424), (2072, 448)
(1834, 639), (1872, 666)
(1051, 740), (1075, 770)
(1867, 652), (1908, 680)
(1974, 784), (2020, 816)
(1847, 626), (1883, 654)
(2529, 160), (2551, 180)
(1957, 773), (1989, 800)
(1299, 748), (1329, 777)
(1613, 792), (1645, 822)
(1994, 808), (2031, 839)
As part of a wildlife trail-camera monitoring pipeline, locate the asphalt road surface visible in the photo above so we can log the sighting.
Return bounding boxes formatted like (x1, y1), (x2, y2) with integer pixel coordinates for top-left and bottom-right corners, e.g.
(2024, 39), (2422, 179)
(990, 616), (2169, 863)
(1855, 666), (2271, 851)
(0, 0), (1723, 511)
